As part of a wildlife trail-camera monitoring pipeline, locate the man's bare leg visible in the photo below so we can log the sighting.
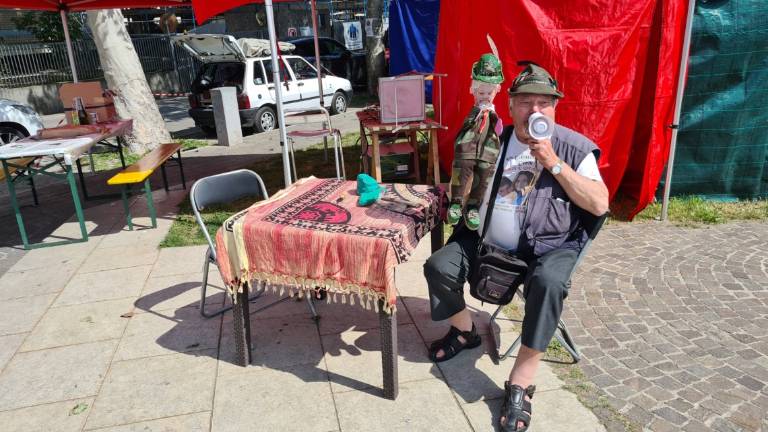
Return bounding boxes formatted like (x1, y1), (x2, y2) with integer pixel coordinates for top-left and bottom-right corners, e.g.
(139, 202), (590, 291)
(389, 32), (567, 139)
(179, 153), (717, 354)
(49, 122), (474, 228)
(501, 344), (543, 428)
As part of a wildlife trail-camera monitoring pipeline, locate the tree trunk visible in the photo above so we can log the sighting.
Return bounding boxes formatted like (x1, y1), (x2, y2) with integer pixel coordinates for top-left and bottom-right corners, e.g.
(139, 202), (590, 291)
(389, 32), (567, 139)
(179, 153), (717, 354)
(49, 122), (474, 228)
(86, 9), (170, 154)
(365, 0), (386, 95)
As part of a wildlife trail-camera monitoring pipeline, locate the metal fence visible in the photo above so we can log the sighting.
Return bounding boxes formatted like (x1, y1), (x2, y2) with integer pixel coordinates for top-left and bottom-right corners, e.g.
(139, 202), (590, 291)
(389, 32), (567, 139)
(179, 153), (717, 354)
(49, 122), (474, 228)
(0, 34), (202, 92)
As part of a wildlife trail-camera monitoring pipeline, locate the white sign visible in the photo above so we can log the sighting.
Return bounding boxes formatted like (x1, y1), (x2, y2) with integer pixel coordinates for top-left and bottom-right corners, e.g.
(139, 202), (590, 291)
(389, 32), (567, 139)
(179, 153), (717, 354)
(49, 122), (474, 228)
(299, 26), (312, 36)
(343, 22), (363, 50)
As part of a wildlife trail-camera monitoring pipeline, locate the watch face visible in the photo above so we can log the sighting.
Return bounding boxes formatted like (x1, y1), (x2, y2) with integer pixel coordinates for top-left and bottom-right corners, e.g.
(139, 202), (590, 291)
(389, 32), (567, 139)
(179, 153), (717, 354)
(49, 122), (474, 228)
(552, 163), (562, 175)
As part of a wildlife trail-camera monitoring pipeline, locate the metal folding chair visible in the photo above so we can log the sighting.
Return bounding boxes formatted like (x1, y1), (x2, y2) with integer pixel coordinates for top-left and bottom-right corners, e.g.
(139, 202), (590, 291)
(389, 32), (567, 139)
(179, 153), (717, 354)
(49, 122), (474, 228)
(284, 107), (345, 181)
(489, 212), (609, 363)
(190, 169), (320, 318)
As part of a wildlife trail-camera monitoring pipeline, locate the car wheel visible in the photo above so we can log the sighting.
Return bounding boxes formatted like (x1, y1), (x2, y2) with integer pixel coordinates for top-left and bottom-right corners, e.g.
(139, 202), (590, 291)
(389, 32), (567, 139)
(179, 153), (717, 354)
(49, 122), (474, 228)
(330, 92), (348, 115)
(0, 125), (27, 145)
(254, 106), (277, 132)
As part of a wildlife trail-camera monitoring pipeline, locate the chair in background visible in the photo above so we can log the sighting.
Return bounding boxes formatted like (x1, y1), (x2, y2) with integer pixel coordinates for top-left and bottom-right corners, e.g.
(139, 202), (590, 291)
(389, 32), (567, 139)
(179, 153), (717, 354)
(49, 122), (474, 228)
(488, 212), (610, 363)
(283, 107), (345, 181)
(190, 169), (320, 318)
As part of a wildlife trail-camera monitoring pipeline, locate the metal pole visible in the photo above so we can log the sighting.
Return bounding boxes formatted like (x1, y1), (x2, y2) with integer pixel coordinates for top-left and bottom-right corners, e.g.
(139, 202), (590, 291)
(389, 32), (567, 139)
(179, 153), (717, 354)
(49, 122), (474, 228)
(60, 9), (79, 82)
(661, 0), (696, 220)
(265, 0), (293, 187)
(310, 0), (324, 107)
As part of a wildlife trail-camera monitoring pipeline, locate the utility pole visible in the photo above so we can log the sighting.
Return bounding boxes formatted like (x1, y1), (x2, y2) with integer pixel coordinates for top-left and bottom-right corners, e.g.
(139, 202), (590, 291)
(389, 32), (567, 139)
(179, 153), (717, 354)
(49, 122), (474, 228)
(365, 0), (386, 95)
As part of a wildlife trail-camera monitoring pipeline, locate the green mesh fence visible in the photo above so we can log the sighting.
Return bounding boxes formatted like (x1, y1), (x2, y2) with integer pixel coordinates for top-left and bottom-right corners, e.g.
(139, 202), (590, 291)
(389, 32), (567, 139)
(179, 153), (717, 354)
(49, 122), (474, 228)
(667, 0), (768, 200)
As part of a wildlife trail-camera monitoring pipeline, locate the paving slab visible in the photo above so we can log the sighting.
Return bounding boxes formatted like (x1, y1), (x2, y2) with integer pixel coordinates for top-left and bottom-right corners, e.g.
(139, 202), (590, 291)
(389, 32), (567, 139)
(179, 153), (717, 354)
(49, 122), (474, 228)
(150, 245), (210, 278)
(0, 333), (26, 372)
(54, 265), (153, 307)
(84, 411), (210, 432)
(0, 340), (116, 411)
(78, 244), (159, 274)
(0, 262), (78, 301)
(333, 378), (472, 432)
(322, 323), (435, 394)
(21, 298), (135, 352)
(0, 397), (94, 432)
(134, 270), (226, 314)
(0, 294), (56, 336)
(114, 305), (222, 361)
(84, 351), (217, 430)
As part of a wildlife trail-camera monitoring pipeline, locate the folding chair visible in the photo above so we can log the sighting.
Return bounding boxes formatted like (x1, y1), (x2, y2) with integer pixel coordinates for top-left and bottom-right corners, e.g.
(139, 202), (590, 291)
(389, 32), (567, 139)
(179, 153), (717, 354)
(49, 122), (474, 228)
(284, 107), (345, 181)
(190, 169), (320, 318)
(488, 212), (609, 363)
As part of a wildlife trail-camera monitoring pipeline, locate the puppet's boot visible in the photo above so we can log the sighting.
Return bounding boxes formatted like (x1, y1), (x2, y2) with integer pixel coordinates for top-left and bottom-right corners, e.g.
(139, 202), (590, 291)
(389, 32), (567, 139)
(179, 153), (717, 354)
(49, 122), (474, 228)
(464, 205), (481, 231)
(447, 201), (463, 225)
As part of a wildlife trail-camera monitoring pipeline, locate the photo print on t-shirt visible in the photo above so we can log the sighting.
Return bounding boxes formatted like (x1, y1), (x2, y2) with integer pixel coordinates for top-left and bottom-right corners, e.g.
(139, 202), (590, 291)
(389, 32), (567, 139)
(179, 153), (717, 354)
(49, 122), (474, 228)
(495, 149), (541, 212)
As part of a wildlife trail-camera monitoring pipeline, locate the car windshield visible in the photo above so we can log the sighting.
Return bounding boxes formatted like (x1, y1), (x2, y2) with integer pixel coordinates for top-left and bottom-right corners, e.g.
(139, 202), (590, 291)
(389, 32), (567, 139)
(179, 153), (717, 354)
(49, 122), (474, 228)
(192, 62), (245, 93)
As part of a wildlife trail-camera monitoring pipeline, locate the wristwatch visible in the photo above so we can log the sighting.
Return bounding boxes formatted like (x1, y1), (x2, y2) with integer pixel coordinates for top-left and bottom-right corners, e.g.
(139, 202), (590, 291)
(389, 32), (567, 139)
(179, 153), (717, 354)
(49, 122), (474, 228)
(550, 160), (563, 176)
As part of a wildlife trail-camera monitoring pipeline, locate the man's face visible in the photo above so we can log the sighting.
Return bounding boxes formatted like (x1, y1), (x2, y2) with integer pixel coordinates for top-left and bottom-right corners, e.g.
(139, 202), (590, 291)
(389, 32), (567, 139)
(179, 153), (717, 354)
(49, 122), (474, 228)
(509, 94), (557, 139)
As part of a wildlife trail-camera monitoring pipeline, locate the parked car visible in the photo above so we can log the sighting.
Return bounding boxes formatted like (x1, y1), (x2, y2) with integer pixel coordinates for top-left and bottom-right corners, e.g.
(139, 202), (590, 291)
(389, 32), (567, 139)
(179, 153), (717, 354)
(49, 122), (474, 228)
(0, 98), (43, 144)
(174, 34), (353, 135)
(285, 36), (367, 88)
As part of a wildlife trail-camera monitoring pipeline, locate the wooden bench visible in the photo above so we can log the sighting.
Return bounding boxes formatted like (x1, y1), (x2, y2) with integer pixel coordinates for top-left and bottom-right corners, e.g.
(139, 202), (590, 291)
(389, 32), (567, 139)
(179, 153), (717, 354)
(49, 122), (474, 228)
(0, 157), (39, 205)
(107, 143), (186, 230)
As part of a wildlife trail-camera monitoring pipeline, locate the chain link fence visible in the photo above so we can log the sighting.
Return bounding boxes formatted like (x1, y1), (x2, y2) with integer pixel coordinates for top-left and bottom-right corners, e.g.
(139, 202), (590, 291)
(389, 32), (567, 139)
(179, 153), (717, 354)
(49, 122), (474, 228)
(0, 34), (201, 92)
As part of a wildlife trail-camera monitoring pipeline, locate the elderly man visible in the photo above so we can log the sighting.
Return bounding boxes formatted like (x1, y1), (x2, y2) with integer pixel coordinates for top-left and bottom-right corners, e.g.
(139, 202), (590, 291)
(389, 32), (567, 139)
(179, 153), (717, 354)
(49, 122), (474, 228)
(423, 62), (609, 431)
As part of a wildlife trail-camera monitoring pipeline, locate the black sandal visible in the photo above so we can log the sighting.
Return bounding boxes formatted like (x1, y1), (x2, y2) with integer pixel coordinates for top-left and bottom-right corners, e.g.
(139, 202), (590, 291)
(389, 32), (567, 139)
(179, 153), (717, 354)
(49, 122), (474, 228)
(428, 324), (481, 362)
(500, 382), (535, 431)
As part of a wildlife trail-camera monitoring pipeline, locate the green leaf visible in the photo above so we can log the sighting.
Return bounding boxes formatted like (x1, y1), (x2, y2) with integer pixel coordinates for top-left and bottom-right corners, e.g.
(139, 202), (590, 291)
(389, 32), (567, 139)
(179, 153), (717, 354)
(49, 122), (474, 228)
(69, 402), (88, 416)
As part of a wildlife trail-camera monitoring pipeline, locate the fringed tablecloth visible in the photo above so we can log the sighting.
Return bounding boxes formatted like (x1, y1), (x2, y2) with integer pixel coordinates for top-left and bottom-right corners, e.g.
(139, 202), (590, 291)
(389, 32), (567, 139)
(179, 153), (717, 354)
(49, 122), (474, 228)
(216, 176), (444, 314)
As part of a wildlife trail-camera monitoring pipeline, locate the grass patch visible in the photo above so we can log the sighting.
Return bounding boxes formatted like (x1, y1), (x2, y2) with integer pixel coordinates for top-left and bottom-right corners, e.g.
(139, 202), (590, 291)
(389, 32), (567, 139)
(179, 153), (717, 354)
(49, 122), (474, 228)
(159, 196), (258, 248)
(89, 139), (210, 172)
(629, 196), (768, 227)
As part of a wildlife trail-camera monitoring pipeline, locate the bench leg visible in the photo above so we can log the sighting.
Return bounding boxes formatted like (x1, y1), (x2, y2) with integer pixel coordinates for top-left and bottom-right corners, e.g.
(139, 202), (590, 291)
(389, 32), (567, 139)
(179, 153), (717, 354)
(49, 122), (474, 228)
(143, 179), (157, 228)
(160, 164), (169, 192)
(379, 299), (399, 400)
(28, 174), (39, 206)
(177, 150), (186, 189)
(121, 185), (133, 231)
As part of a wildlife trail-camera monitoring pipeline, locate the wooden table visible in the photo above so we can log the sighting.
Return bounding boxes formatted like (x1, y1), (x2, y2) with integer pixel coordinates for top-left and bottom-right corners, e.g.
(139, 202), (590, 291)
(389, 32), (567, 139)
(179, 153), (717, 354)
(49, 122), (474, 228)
(356, 108), (442, 185)
(215, 177), (446, 400)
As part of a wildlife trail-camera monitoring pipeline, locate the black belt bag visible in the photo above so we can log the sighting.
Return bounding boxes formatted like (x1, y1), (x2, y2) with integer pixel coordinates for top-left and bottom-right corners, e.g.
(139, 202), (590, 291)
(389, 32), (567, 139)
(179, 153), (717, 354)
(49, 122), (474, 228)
(467, 130), (531, 305)
(469, 242), (528, 305)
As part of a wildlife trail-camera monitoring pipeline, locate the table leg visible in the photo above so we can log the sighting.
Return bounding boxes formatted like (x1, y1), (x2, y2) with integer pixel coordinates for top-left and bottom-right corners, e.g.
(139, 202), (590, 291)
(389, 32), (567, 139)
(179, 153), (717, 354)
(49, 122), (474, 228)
(65, 164), (89, 243)
(379, 299), (398, 400)
(75, 159), (90, 200)
(117, 136), (126, 169)
(371, 132), (382, 183)
(410, 131), (421, 183)
(3, 160), (30, 249)
(429, 130), (440, 185)
(359, 122), (369, 175)
(233, 283), (252, 366)
(430, 221), (444, 253)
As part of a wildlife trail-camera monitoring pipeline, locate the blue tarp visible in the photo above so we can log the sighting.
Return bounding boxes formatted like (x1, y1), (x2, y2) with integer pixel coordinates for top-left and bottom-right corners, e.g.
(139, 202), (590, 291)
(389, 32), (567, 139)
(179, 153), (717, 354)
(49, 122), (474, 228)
(388, 0), (440, 102)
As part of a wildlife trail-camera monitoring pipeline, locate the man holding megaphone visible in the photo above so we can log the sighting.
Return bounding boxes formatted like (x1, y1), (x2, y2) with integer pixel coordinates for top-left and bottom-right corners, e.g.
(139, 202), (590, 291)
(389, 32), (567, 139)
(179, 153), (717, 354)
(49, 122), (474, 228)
(423, 61), (609, 431)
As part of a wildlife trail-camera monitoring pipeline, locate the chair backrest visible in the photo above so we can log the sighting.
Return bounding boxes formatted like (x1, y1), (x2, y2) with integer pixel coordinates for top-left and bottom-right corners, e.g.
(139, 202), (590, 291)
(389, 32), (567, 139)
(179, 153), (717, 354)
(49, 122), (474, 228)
(189, 169), (269, 259)
(283, 107), (334, 132)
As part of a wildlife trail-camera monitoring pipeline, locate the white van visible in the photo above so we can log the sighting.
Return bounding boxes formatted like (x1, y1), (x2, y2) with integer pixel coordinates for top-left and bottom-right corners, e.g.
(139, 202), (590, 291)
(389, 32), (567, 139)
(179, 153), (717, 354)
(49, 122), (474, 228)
(174, 34), (353, 134)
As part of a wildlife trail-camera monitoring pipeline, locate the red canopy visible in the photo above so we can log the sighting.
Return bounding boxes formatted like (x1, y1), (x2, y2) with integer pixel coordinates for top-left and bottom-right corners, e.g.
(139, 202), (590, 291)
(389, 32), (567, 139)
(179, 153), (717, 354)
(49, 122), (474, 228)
(0, 0), (190, 11)
(191, 0), (297, 25)
(433, 0), (689, 218)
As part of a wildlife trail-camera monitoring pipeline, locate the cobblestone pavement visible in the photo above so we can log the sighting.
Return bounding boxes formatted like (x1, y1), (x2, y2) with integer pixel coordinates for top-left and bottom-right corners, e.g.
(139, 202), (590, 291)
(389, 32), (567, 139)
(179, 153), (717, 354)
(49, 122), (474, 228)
(566, 220), (768, 432)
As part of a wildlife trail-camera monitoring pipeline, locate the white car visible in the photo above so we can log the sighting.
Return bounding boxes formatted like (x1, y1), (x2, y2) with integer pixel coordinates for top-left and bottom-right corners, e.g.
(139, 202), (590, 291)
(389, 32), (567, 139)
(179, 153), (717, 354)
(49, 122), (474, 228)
(174, 34), (353, 134)
(0, 98), (44, 144)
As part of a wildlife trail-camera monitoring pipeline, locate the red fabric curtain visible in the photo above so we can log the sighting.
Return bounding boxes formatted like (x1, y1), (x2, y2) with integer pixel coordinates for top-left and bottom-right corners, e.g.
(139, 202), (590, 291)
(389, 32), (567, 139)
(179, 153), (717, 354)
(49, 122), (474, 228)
(191, 0), (297, 25)
(433, 0), (688, 217)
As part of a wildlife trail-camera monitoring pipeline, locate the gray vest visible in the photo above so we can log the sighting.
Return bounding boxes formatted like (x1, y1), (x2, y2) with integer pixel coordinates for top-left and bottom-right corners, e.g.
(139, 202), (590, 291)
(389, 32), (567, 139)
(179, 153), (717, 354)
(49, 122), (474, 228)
(498, 124), (601, 258)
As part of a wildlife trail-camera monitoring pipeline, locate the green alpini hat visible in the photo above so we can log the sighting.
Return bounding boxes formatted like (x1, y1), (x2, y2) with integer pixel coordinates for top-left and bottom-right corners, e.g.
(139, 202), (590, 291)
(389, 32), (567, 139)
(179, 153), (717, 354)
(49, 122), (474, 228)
(471, 53), (504, 85)
(508, 61), (564, 98)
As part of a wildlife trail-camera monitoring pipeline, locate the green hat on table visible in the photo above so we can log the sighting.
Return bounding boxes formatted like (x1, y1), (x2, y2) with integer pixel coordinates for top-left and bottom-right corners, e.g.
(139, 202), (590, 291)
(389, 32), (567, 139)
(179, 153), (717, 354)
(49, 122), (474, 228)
(508, 61), (564, 98)
(471, 53), (504, 84)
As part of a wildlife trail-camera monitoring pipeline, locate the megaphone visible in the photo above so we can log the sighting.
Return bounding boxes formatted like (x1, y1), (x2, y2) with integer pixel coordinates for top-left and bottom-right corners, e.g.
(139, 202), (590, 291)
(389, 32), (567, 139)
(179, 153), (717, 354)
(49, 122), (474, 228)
(528, 112), (554, 140)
